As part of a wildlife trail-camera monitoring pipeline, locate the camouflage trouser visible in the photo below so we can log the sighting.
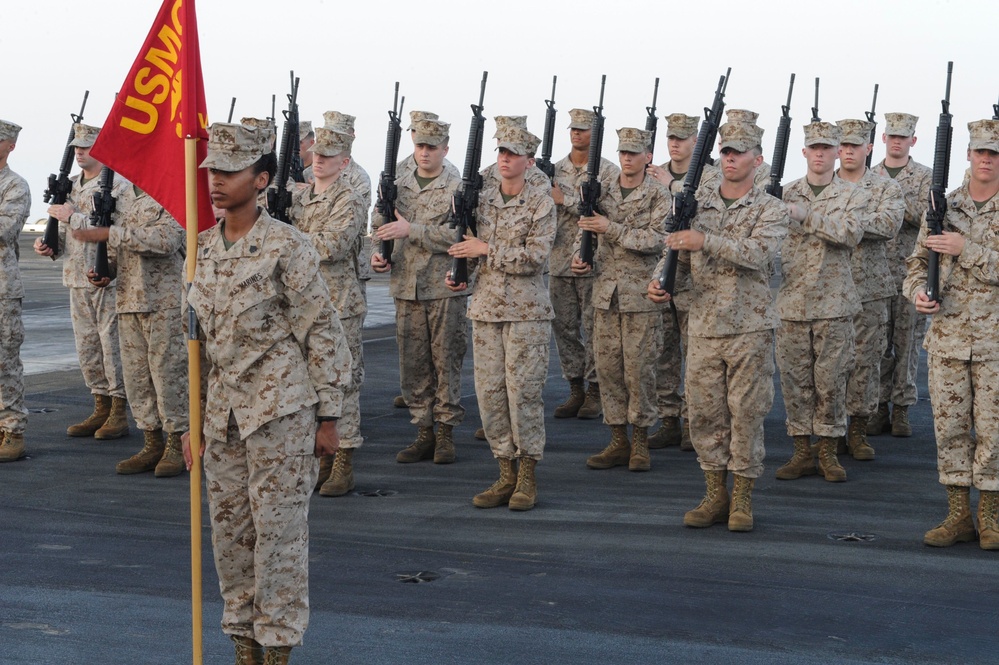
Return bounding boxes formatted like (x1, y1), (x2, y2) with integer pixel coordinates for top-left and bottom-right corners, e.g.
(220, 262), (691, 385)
(654, 305), (686, 419)
(686, 330), (774, 479)
(204, 407), (319, 647)
(928, 355), (999, 491)
(777, 317), (855, 438)
(846, 298), (890, 417)
(338, 315), (364, 449)
(70, 286), (125, 398)
(879, 292), (921, 407)
(396, 296), (467, 428)
(472, 319), (550, 461)
(548, 275), (596, 383)
(0, 299), (26, 435)
(593, 306), (662, 428)
(118, 310), (189, 433)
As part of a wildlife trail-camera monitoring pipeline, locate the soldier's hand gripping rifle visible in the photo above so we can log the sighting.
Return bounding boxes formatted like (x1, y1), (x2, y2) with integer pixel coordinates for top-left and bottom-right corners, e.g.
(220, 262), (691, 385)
(646, 77), (661, 158)
(578, 75), (607, 267)
(42, 91), (89, 257)
(865, 84), (879, 168)
(375, 82), (405, 264)
(89, 166), (116, 281)
(267, 71), (302, 223)
(657, 69), (730, 294)
(535, 76), (558, 180)
(446, 71), (488, 286)
(767, 74), (795, 199)
(925, 61), (954, 304)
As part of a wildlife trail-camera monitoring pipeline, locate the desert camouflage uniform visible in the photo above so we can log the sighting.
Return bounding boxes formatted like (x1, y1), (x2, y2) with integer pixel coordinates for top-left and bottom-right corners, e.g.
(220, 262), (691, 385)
(777, 176), (867, 438)
(549, 155), (619, 383)
(60, 173), (128, 399)
(843, 168), (904, 417)
(590, 175), (669, 427)
(903, 184), (999, 491)
(467, 180), (555, 460)
(658, 182), (788, 478)
(0, 165), (30, 437)
(379, 160), (466, 427)
(292, 179), (366, 450)
(873, 157), (932, 407)
(189, 209), (350, 647)
(108, 186), (188, 434)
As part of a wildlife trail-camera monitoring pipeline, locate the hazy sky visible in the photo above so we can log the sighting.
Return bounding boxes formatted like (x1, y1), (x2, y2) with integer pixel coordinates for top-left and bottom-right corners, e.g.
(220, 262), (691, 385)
(4, 0), (996, 221)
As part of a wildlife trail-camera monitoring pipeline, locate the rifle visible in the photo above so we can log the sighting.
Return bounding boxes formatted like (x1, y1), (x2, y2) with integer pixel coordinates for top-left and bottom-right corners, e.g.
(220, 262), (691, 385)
(646, 77), (661, 158)
(375, 82), (405, 264)
(535, 75), (558, 180)
(865, 84), (879, 168)
(446, 71), (488, 286)
(42, 90), (89, 256)
(993, 93), (998, 120)
(811, 77), (821, 122)
(578, 75), (607, 266)
(925, 61), (953, 304)
(657, 69), (731, 294)
(90, 166), (116, 280)
(227, 97), (236, 123)
(267, 71), (302, 223)
(767, 73), (795, 199)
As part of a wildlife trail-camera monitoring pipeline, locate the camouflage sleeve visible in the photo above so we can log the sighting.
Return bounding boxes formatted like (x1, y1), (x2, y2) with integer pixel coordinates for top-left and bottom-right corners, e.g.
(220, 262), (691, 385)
(702, 200), (788, 272)
(0, 176), (30, 240)
(108, 207), (185, 258)
(802, 186), (867, 249)
(904, 170), (932, 229)
(901, 216), (929, 302)
(485, 195), (555, 276)
(604, 188), (667, 255)
(957, 225), (999, 286)
(863, 179), (904, 241)
(308, 191), (364, 264)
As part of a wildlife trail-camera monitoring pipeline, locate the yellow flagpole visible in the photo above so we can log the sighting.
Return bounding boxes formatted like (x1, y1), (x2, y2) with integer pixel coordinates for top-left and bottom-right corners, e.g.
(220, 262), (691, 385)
(184, 136), (204, 665)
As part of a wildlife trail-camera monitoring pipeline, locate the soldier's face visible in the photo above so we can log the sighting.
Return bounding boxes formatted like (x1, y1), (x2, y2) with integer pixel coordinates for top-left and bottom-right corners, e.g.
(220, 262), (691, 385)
(969, 148), (999, 185)
(803, 144), (837, 176)
(312, 153), (349, 181)
(75, 146), (98, 171)
(414, 142), (448, 173)
(668, 135), (695, 162)
(883, 133), (916, 160)
(619, 150), (652, 177)
(720, 147), (761, 184)
(497, 148), (529, 179)
(209, 166), (268, 210)
(838, 142), (871, 172)
(570, 128), (591, 150)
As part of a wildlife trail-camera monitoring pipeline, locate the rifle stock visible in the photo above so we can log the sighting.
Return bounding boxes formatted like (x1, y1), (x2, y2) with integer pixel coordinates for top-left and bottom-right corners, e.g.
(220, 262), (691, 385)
(42, 90), (89, 256)
(447, 72), (488, 286)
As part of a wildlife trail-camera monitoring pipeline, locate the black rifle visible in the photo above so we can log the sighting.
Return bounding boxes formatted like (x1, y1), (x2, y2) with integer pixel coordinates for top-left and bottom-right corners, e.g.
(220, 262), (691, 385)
(375, 82), (405, 264)
(535, 76), (558, 180)
(646, 77), (661, 158)
(446, 71), (488, 286)
(865, 84), (879, 168)
(767, 73), (795, 199)
(90, 166), (116, 280)
(42, 91), (89, 256)
(657, 69), (731, 294)
(267, 71), (302, 223)
(925, 61), (953, 304)
(811, 77), (821, 122)
(993, 94), (998, 120)
(578, 75), (607, 266)
(227, 97), (236, 123)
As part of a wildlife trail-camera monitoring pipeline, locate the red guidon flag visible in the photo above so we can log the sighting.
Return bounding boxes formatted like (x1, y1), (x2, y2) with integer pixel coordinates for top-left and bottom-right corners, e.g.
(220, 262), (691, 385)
(91, 0), (213, 231)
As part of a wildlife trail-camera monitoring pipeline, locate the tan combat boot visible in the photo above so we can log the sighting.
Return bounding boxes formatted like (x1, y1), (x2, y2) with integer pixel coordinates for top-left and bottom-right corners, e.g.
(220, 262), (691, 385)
(67, 394), (111, 437)
(576, 382), (602, 419)
(891, 404), (912, 437)
(815, 436), (847, 482)
(629, 426), (651, 472)
(684, 470), (729, 527)
(473, 457), (517, 508)
(232, 634), (263, 665)
(392, 394), (407, 408)
(847, 416), (875, 461)
(509, 457), (538, 511)
(924, 485), (976, 547)
(315, 455), (334, 489)
(554, 378), (586, 418)
(729, 475), (755, 532)
(586, 425), (630, 469)
(154, 432), (185, 477)
(396, 426), (435, 463)
(0, 432), (25, 463)
(95, 396), (129, 440)
(977, 490), (999, 551)
(775, 435), (817, 480)
(434, 423), (456, 464)
(116, 429), (165, 475)
(262, 646), (291, 665)
(680, 418), (694, 452)
(648, 416), (681, 449)
(474, 427), (487, 441)
(867, 402), (890, 435)
(320, 448), (354, 497)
